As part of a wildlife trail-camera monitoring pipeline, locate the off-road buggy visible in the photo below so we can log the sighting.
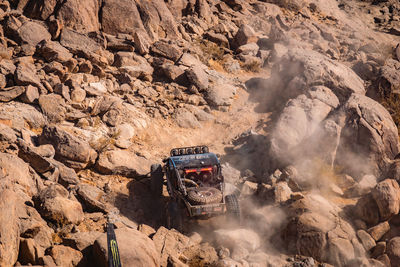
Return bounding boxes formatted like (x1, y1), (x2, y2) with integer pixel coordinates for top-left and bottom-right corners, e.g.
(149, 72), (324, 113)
(150, 146), (240, 231)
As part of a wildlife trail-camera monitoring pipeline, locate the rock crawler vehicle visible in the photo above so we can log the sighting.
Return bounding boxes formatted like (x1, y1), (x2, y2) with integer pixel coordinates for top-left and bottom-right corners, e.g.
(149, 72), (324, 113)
(150, 146), (241, 231)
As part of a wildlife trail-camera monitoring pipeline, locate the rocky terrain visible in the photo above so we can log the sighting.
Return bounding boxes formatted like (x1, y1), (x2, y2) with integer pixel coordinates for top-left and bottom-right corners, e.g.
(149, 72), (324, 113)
(0, 0), (400, 266)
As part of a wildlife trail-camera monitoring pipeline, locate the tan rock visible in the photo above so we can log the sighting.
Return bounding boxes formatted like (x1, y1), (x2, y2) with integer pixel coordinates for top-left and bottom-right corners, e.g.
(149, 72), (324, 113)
(50, 245), (83, 267)
(153, 227), (191, 266)
(95, 149), (150, 177)
(387, 237), (400, 266)
(58, 0), (100, 33)
(94, 227), (160, 267)
(368, 221), (390, 241)
(357, 230), (376, 251)
(38, 184), (84, 225)
(372, 179), (400, 221)
(0, 189), (21, 267)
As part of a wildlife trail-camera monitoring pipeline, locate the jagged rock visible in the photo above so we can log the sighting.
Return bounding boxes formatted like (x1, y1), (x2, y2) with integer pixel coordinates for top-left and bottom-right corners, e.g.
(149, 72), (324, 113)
(84, 82), (108, 96)
(274, 181), (292, 203)
(36, 40), (73, 63)
(0, 153), (41, 198)
(204, 32), (230, 48)
(37, 184), (84, 225)
(206, 83), (237, 107)
(64, 231), (102, 252)
(152, 227), (191, 266)
(71, 87), (86, 103)
(76, 183), (108, 213)
(0, 189), (21, 267)
(0, 123), (17, 144)
(178, 53), (204, 68)
(95, 149), (150, 177)
(50, 245), (83, 267)
(50, 160), (79, 186)
(174, 108), (201, 128)
(38, 125), (97, 170)
(114, 123), (135, 149)
(368, 221), (390, 242)
(20, 85), (39, 103)
(16, 20), (51, 46)
(354, 194), (380, 226)
(14, 63), (44, 91)
(336, 94), (399, 178)
(161, 64), (186, 83)
(116, 52), (154, 79)
(376, 59), (400, 97)
(372, 241), (386, 258)
(232, 25), (257, 50)
(134, 31), (151, 55)
(38, 94), (66, 123)
(0, 85), (25, 101)
(94, 227), (160, 267)
(17, 139), (55, 174)
(237, 42), (259, 55)
(185, 65), (209, 91)
(58, 0), (100, 33)
(135, 0), (180, 40)
(151, 41), (183, 62)
(357, 230), (376, 251)
(101, 0), (146, 36)
(371, 179), (400, 221)
(387, 237), (400, 266)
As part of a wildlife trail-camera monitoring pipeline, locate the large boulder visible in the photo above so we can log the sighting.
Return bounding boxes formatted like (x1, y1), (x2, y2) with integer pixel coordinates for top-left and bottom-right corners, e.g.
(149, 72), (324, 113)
(0, 189), (21, 267)
(38, 125), (97, 170)
(270, 87), (339, 166)
(93, 227), (160, 267)
(387, 237), (400, 267)
(95, 149), (150, 177)
(50, 245), (83, 267)
(36, 40), (73, 63)
(256, 48), (365, 107)
(284, 195), (363, 266)
(336, 94), (399, 178)
(101, 0), (147, 36)
(58, 0), (100, 33)
(0, 102), (45, 130)
(371, 179), (400, 221)
(0, 153), (41, 198)
(38, 94), (66, 123)
(37, 184), (84, 225)
(152, 227), (192, 266)
(135, 0), (180, 40)
(16, 20), (51, 46)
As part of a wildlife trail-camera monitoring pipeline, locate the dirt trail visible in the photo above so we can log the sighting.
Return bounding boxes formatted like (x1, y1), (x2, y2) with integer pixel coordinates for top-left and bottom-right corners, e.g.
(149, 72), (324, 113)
(132, 72), (272, 161)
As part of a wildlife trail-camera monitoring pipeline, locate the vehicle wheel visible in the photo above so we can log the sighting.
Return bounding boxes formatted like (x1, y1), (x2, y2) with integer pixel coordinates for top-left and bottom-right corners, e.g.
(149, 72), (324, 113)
(150, 164), (163, 197)
(187, 187), (222, 205)
(166, 201), (183, 232)
(225, 194), (241, 224)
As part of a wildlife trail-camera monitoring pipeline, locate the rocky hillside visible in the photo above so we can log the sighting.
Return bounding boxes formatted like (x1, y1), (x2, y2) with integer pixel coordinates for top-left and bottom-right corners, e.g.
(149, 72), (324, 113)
(0, 0), (400, 266)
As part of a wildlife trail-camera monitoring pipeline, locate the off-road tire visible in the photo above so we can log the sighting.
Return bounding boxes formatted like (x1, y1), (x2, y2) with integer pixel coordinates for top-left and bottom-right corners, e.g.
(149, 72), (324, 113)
(225, 194), (241, 223)
(187, 187), (222, 205)
(150, 164), (163, 197)
(166, 201), (183, 232)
